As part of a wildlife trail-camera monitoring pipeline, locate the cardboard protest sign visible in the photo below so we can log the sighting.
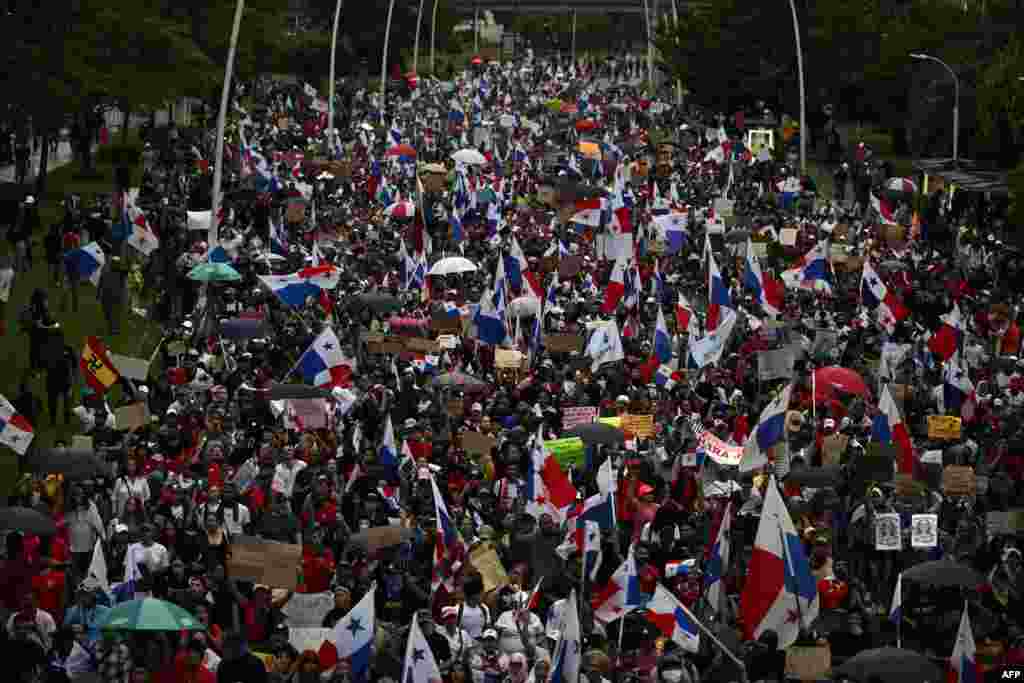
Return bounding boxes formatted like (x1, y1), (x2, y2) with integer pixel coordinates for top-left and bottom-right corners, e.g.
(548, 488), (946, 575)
(365, 335), (405, 354)
(942, 465), (976, 496)
(622, 414), (655, 439)
(406, 337), (440, 354)
(697, 429), (744, 467)
(758, 347), (795, 381)
(874, 512), (902, 551)
(430, 316), (462, 332)
(469, 544), (508, 593)
(495, 348), (525, 369)
(911, 514), (939, 548)
(562, 406), (597, 431)
(462, 431), (496, 456)
(928, 415), (962, 440)
(437, 334), (459, 349)
(109, 353), (152, 382)
(785, 644), (832, 682)
(114, 402), (147, 432)
(821, 434), (849, 466)
(446, 398), (464, 417)
(227, 536), (302, 589)
(545, 334), (585, 353)
(282, 592), (334, 627)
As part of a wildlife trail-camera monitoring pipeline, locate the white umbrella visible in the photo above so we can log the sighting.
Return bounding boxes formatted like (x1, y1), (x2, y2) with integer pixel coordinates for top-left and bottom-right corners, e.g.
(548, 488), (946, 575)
(508, 296), (541, 317)
(499, 114), (517, 128)
(429, 256), (478, 276)
(451, 148), (487, 165)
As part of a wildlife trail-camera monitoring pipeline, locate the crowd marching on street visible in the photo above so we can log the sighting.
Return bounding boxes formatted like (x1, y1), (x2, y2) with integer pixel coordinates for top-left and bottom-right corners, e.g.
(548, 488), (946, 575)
(0, 51), (1020, 683)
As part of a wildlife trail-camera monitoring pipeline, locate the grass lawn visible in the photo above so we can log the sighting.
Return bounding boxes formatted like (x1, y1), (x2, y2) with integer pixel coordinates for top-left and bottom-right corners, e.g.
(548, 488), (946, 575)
(1, 138), (164, 497)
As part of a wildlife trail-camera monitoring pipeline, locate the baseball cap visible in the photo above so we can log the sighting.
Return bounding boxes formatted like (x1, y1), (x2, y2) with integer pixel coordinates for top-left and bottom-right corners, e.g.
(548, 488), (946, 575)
(823, 418), (836, 429)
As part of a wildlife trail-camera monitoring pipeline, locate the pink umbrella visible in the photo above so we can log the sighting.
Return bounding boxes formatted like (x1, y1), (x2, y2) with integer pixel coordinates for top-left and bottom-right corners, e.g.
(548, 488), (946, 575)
(385, 201), (416, 219)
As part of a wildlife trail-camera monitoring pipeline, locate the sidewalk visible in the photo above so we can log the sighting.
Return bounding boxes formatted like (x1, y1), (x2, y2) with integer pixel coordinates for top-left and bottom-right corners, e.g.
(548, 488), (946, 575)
(0, 140), (75, 184)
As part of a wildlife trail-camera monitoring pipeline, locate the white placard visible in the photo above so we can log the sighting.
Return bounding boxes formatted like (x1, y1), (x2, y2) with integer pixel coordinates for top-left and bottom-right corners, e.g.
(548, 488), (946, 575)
(911, 514), (939, 548)
(282, 592), (334, 627)
(875, 512), (902, 551)
(289, 627), (332, 654)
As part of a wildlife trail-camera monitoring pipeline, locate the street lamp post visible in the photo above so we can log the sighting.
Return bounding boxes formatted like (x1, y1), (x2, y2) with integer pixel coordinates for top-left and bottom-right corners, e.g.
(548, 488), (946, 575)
(430, 0), (440, 74)
(380, 0), (397, 118)
(787, 0), (806, 175)
(910, 52), (960, 164)
(210, 0), (245, 250)
(327, 0), (343, 160)
(413, 0), (425, 75)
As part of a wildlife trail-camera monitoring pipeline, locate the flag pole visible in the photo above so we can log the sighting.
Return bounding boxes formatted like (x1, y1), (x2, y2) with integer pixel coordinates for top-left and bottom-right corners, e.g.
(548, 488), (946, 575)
(896, 574), (902, 648)
(675, 598), (749, 683)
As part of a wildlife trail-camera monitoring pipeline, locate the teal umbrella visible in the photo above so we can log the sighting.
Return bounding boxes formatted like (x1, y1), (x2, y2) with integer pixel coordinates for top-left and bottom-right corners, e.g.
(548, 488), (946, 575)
(99, 597), (204, 632)
(188, 261), (241, 282)
(477, 186), (497, 204)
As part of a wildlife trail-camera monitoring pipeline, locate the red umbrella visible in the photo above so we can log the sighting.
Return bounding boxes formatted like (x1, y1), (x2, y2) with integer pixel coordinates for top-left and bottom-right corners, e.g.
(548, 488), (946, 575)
(470, 56), (483, 65)
(385, 143), (417, 158)
(560, 102), (579, 114)
(575, 119), (598, 132)
(813, 366), (869, 402)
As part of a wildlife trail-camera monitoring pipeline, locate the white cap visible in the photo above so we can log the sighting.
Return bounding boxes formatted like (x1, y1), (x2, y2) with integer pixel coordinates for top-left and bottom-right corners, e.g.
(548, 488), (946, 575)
(823, 418), (836, 429)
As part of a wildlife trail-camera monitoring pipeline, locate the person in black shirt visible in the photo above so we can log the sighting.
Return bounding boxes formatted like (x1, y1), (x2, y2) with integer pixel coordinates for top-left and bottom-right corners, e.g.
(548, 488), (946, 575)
(321, 586), (352, 629)
(218, 631), (268, 683)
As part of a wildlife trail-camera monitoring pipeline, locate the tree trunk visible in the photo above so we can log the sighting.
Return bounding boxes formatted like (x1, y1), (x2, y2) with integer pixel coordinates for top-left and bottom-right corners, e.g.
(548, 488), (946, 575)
(34, 130), (51, 198)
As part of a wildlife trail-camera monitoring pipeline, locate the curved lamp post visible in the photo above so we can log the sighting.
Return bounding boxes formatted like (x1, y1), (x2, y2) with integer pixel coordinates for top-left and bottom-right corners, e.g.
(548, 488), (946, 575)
(788, 0), (806, 174)
(210, 0), (246, 250)
(910, 52), (960, 165)
(327, 0), (343, 159)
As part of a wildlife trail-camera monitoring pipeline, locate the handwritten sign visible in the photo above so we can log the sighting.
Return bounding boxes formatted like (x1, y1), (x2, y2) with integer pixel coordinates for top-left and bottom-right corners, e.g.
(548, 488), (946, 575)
(495, 348), (524, 369)
(622, 414), (655, 439)
(911, 514), (939, 548)
(697, 430), (744, 467)
(282, 592), (334, 628)
(109, 353), (152, 382)
(366, 335), (405, 354)
(562, 406), (597, 431)
(545, 334), (585, 353)
(875, 512), (902, 551)
(942, 465), (976, 497)
(780, 227), (799, 246)
(928, 415), (962, 440)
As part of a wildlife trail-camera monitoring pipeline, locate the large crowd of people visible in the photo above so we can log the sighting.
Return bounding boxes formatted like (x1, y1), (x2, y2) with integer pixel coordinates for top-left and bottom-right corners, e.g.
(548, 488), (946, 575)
(0, 52), (1021, 683)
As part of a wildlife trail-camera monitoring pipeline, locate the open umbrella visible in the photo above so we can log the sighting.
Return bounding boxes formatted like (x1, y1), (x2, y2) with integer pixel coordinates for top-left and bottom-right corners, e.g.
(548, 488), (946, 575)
(902, 558), (984, 588)
(99, 598), (204, 632)
(220, 317), (270, 340)
(386, 143), (417, 158)
(27, 449), (111, 479)
(786, 464), (842, 488)
(348, 526), (416, 553)
(724, 230), (752, 244)
(188, 262), (241, 282)
(508, 296), (541, 317)
(429, 257), (478, 276)
(833, 647), (943, 683)
(352, 292), (403, 314)
(263, 383), (333, 400)
(385, 201), (416, 219)
(813, 366), (869, 402)
(433, 371), (488, 391)
(451, 148), (487, 165)
(0, 507), (58, 535)
(566, 422), (626, 445)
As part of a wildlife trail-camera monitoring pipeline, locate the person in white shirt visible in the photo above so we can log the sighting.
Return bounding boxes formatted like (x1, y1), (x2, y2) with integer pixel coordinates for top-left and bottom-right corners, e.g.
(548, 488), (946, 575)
(273, 448), (307, 499)
(493, 587), (545, 655)
(7, 593), (57, 652)
(456, 583), (490, 640)
(126, 523), (170, 580)
(492, 461), (524, 514)
(112, 458), (151, 518)
(439, 606), (474, 666)
(219, 483), (252, 536)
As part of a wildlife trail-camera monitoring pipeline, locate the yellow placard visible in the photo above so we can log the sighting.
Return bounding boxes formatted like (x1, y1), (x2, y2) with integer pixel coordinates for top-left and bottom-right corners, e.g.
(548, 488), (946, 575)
(622, 414), (655, 439)
(928, 415), (962, 440)
(599, 416), (622, 428)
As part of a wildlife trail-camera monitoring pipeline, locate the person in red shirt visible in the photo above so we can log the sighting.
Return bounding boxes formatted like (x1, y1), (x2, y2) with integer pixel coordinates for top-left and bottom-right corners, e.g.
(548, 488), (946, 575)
(299, 539), (336, 594)
(31, 561), (67, 624)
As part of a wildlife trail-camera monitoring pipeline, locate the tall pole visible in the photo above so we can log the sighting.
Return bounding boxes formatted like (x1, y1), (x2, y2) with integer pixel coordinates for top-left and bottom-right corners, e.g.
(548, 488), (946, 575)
(474, 2), (479, 54)
(380, 0), (397, 119)
(430, 0), (440, 74)
(788, 0), (806, 174)
(328, 0), (343, 160)
(413, 0), (426, 75)
(671, 0), (681, 107)
(642, 0), (653, 89)
(210, 0), (245, 250)
(571, 11), (576, 62)
(910, 54), (959, 164)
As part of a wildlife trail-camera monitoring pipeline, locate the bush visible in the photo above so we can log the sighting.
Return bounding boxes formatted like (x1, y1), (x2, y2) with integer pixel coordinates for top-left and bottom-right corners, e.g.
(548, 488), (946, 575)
(96, 143), (144, 167)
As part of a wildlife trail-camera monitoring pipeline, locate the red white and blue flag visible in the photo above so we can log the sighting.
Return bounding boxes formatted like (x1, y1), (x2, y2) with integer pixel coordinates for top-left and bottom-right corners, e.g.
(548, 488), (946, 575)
(929, 303), (964, 362)
(705, 501), (733, 615)
(0, 393), (34, 455)
(707, 249), (733, 332)
(645, 583), (701, 653)
(872, 384), (916, 475)
(296, 328), (355, 388)
(430, 475), (467, 595)
(740, 475), (819, 648)
(592, 544), (645, 623)
(861, 260), (909, 333)
(950, 602), (977, 683)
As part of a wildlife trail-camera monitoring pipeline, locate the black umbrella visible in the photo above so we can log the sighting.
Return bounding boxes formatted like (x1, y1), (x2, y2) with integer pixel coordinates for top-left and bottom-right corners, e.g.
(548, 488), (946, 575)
(833, 647), (943, 683)
(902, 558), (984, 588)
(724, 230), (751, 243)
(27, 449), (111, 479)
(220, 318), (270, 340)
(0, 507), (58, 535)
(351, 293), (403, 315)
(264, 383), (333, 400)
(566, 422), (625, 445)
(0, 183), (33, 201)
(786, 464), (842, 488)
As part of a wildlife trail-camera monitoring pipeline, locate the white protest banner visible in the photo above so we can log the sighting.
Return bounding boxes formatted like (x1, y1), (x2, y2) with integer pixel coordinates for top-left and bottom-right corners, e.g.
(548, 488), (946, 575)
(687, 414), (744, 466)
(875, 512), (902, 551)
(289, 627), (332, 654)
(562, 406), (597, 431)
(282, 592), (334, 627)
(911, 514), (939, 548)
(187, 210), (214, 231)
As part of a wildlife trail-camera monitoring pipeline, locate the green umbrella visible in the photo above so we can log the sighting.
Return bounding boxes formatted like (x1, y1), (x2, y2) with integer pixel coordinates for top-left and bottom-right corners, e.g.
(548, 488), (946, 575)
(99, 598), (205, 632)
(188, 261), (241, 282)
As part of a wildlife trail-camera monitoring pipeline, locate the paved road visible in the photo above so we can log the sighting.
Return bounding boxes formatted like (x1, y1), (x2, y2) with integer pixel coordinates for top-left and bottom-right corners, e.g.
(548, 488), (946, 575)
(0, 140), (75, 184)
